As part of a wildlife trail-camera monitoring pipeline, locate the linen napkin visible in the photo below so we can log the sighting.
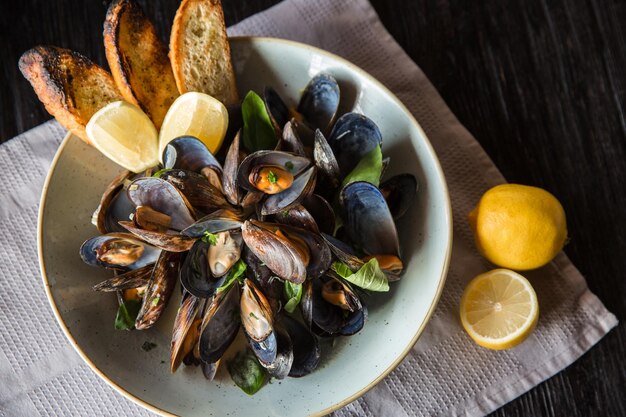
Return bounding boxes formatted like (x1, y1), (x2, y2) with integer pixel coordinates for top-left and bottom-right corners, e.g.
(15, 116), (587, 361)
(0, 0), (617, 416)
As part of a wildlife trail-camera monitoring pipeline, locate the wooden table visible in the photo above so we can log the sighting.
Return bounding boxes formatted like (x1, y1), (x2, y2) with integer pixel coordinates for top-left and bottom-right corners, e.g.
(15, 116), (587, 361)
(1, 0), (624, 415)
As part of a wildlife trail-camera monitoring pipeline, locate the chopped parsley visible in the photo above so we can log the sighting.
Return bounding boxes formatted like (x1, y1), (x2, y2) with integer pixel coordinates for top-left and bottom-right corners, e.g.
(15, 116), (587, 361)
(202, 231), (219, 246)
(267, 170), (278, 184)
(249, 312), (259, 320)
(151, 296), (160, 306)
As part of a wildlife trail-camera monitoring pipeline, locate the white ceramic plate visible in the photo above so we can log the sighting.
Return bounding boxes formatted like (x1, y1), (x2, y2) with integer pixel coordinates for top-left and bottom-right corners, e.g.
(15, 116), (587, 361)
(38, 37), (452, 417)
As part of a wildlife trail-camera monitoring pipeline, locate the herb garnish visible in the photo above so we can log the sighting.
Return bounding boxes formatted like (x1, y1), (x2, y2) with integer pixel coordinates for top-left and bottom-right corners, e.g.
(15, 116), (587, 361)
(202, 231), (219, 246)
(267, 170), (278, 184)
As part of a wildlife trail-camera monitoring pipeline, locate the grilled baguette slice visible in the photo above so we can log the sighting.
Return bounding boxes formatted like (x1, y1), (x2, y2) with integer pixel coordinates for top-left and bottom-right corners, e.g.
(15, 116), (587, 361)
(104, 0), (178, 129)
(169, 0), (239, 105)
(19, 46), (123, 144)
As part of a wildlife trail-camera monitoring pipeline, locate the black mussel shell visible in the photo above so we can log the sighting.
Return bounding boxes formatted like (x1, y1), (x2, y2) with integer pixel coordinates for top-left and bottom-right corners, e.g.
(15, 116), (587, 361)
(283, 315), (320, 377)
(264, 87), (290, 133)
(379, 174), (418, 220)
(162, 136), (223, 174)
(127, 177), (195, 231)
(80, 233), (160, 271)
(182, 209), (243, 238)
(340, 181), (400, 257)
(328, 113), (382, 176)
(297, 73), (340, 133)
(179, 240), (226, 298)
(197, 283), (241, 364)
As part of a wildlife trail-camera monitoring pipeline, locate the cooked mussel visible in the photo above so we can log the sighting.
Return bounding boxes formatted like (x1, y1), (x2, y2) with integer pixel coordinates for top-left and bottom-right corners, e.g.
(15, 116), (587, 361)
(328, 113), (382, 176)
(264, 87), (290, 133)
(179, 239), (226, 298)
(379, 173), (418, 220)
(135, 251), (182, 330)
(92, 264), (153, 292)
(340, 181), (400, 257)
(162, 136), (223, 190)
(159, 169), (231, 213)
(241, 220), (307, 284)
(237, 151), (310, 194)
(222, 130), (243, 206)
(301, 276), (367, 336)
(197, 282), (240, 364)
(282, 315), (320, 377)
(241, 279), (277, 365)
(80, 233), (160, 271)
(297, 73), (340, 133)
(170, 292), (202, 373)
(207, 231), (243, 276)
(278, 121), (306, 156)
(93, 169), (135, 234)
(182, 208), (243, 238)
(127, 177), (195, 231)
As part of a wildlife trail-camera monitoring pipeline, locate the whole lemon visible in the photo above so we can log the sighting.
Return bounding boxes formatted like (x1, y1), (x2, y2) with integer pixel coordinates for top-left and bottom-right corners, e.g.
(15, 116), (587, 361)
(468, 184), (567, 270)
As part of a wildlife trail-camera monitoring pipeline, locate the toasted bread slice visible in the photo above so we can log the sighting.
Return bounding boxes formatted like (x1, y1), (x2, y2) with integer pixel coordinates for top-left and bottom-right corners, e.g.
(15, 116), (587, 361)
(169, 0), (239, 105)
(104, 0), (178, 129)
(19, 46), (123, 144)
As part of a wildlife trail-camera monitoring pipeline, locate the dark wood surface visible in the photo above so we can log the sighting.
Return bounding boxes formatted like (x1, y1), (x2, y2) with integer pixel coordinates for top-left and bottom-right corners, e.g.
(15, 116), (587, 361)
(1, 0), (625, 415)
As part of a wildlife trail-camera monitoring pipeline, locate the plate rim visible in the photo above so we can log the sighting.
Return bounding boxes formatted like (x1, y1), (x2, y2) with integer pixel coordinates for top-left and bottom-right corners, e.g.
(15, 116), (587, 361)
(37, 35), (453, 417)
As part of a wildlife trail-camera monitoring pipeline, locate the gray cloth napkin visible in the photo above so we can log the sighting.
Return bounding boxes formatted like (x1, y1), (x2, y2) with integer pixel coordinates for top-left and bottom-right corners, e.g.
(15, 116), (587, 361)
(0, 0), (618, 416)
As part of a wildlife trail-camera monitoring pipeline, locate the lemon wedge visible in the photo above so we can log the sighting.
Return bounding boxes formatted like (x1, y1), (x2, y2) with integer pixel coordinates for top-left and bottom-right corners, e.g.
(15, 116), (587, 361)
(86, 101), (159, 173)
(460, 269), (538, 350)
(159, 92), (229, 155)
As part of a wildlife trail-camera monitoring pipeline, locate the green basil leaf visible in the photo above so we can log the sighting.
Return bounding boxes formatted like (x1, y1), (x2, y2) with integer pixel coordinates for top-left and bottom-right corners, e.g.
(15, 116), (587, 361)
(217, 260), (247, 293)
(114, 299), (142, 330)
(283, 281), (303, 313)
(333, 258), (389, 292)
(227, 349), (269, 395)
(341, 145), (382, 188)
(242, 91), (277, 152)
(333, 261), (354, 278)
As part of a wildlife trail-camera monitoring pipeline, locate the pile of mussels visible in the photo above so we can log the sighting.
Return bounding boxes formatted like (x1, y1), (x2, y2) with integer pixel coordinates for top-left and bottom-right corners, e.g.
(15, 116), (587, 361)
(80, 73), (417, 391)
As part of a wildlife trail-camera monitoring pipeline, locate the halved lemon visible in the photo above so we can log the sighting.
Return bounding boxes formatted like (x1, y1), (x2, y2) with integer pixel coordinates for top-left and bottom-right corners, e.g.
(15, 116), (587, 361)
(158, 92), (229, 155)
(86, 101), (159, 173)
(460, 269), (539, 350)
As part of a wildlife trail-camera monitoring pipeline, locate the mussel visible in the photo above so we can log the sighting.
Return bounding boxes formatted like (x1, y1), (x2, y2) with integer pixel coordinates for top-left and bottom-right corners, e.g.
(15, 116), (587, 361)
(241, 279), (277, 365)
(298, 73), (340, 133)
(162, 136), (223, 190)
(197, 283), (241, 364)
(328, 113), (382, 176)
(80, 233), (160, 271)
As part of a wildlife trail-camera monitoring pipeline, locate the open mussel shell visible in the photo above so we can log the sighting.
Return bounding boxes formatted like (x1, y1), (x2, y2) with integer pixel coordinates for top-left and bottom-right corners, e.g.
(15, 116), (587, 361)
(179, 240), (226, 298)
(264, 322), (294, 379)
(321, 233), (364, 271)
(182, 209), (243, 238)
(379, 174), (418, 220)
(272, 204), (319, 233)
(197, 283), (241, 364)
(241, 220), (307, 284)
(341, 181), (400, 257)
(297, 73), (340, 133)
(118, 221), (196, 252)
(241, 279), (277, 365)
(170, 292), (202, 373)
(301, 277), (366, 337)
(264, 87), (290, 133)
(127, 177), (195, 231)
(159, 169), (230, 213)
(278, 121), (306, 156)
(135, 251), (182, 330)
(328, 112), (383, 176)
(313, 129), (340, 192)
(261, 166), (317, 216)
(222, 130), (243, 206)
(277, 224), (332, 280)
(80, 233), (160, 271)
(302, 194), (335, 235)
(162, 136), (223, 176)
(242, 247), (282, 313)
(282, 315), (320, 377)
(93, 264), (153, 292)
(94, 169), (134, 234)
(237, 150), (311, 193)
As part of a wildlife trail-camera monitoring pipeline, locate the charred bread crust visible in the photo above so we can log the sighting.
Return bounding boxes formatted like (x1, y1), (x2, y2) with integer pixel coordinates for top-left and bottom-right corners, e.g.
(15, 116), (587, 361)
(104, 0), (178, 129)
(18, 46), (122, 144)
